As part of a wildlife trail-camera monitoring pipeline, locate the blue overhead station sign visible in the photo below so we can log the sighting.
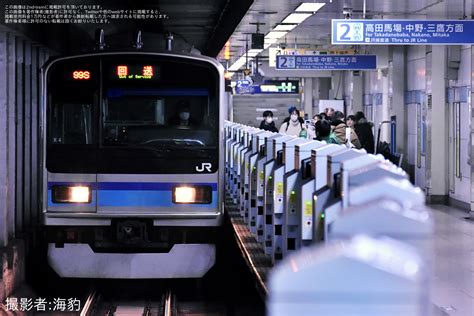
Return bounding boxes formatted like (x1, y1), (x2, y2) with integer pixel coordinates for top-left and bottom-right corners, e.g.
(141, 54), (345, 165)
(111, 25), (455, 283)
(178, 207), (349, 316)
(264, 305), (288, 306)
(276, 55), (376, 70)
(332, 19), (474, 45)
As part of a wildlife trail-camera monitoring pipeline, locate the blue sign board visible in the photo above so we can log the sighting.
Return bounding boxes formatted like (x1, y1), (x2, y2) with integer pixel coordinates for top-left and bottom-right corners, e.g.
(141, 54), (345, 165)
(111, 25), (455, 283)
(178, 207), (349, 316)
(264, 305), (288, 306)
(234, 80), (299, 94)
(332, 19), (474, 45)
(276, 55), (376, 70)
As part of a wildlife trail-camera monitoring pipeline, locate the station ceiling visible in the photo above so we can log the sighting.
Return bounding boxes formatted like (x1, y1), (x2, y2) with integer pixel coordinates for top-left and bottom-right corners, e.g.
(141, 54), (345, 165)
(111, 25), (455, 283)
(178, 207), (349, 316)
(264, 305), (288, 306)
(0, 0), (253, 56)
(222, 0), (473, 66)
(1, 0), (473, 62)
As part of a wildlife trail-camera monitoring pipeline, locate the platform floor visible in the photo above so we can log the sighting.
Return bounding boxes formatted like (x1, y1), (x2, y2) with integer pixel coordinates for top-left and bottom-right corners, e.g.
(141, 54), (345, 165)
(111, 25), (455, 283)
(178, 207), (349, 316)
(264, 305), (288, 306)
(430, 205), (474, 315)
(226, 195), (474, 315)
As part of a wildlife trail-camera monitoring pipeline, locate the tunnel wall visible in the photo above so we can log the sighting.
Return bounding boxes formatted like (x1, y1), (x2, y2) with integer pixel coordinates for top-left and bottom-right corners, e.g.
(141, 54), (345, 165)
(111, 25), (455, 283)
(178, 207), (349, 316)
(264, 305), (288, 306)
(0, 30), (50, 247)
(0, 30), (51, 300)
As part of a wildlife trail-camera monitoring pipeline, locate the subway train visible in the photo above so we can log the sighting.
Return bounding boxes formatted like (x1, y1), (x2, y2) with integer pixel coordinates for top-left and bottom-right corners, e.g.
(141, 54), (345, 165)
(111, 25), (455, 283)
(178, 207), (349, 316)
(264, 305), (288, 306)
(41, 51), (226, 278)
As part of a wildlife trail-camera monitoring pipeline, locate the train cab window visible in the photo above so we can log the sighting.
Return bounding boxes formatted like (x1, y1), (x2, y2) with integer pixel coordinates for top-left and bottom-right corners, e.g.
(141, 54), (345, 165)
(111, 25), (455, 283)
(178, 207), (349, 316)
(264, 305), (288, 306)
(99, 55), (219, 174)
(102, 89), (213, 147)
(47, 58), (98, 146)
(50, 103), (93, 144)
(46, 57), (99, 173)
(46, 55), (220, 174)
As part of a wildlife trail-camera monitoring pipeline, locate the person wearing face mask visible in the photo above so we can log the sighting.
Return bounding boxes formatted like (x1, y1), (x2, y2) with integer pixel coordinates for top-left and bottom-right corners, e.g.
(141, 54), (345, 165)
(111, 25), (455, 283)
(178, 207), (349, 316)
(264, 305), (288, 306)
(279, 106), (304, 136)
(259, 110), (278, 132)
(172, 100), (196, 129)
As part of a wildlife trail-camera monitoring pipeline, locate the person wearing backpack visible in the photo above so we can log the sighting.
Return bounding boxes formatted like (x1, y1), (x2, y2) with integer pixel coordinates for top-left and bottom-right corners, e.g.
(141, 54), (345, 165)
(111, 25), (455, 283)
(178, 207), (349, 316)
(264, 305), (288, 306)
(279, 106), (304, 136)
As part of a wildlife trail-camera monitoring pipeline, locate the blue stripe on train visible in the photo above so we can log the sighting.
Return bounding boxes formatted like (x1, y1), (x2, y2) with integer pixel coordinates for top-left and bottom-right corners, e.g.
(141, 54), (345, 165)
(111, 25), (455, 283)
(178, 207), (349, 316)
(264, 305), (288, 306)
(97, 190), (217, 207)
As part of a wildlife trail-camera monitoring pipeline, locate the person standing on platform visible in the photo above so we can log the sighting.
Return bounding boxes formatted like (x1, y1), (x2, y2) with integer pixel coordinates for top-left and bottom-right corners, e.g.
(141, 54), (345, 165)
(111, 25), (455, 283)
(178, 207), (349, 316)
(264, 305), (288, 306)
(324, 107), (335, 122)
(279, 106), (303, 137)
(259, 110), (278, 132)
(346, 115), (356, 128)
(354, 111), (375, 153)
(315, 120), (340, 144)
(331, 111), (361, 148)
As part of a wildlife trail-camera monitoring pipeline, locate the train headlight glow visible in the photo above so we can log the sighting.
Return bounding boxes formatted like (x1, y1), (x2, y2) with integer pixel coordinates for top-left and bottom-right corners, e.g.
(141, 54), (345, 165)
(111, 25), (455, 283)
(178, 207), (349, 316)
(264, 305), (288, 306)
(52, 186), (91, 203)
(173, 186), (212, 204)
(174, 187), (196, 203)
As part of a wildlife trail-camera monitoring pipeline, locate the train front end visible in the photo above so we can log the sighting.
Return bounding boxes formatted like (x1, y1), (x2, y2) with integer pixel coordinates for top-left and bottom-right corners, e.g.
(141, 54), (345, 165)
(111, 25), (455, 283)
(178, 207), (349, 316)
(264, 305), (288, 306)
(42, 52), (224, 278)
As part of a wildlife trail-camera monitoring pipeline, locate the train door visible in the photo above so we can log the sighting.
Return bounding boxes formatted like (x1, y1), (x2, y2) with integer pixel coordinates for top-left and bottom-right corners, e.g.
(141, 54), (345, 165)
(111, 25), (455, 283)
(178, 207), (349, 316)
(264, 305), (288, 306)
(448, 87), (471, 206)
(406, 91), (426, 188)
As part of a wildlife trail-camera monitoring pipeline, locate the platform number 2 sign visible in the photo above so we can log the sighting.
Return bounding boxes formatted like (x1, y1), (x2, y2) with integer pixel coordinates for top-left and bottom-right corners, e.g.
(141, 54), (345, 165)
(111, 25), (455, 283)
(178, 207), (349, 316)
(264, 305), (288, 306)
(277, 56), (296, 69)
(335, 22), (364, 42)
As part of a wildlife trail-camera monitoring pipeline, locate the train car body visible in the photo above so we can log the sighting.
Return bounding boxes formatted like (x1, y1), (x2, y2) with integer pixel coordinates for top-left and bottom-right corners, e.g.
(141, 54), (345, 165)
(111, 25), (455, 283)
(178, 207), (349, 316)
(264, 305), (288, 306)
(41, 52), (225, 278)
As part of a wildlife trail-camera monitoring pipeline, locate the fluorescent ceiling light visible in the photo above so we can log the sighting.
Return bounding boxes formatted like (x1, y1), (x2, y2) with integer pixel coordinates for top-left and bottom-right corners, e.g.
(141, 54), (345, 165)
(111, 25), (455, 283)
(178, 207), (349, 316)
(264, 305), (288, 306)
(248, 49), (263, 55)
(273, 24), (298, 31)
(265, 31), (288, 39)
(228, 64), (243, 72)
(228, 54), (253, 71)
(295, 3), (326, 12)
(282, 13), (312, 24)
(264, 38), (278, 44)
(225, 3), (325, 69)
(228, 62), (244, 71)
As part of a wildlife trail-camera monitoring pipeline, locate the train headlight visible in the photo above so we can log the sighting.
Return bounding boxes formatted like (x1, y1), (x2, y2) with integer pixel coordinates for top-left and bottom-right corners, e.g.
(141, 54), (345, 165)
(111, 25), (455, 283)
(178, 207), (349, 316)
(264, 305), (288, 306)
(173, 186), (212, 204)
(52, 186), (91, 203)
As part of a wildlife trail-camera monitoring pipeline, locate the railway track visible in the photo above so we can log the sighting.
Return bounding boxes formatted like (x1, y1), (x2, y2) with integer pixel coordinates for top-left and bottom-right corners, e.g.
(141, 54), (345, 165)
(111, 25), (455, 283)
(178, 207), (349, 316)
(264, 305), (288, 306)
(80, 288), (225, 316)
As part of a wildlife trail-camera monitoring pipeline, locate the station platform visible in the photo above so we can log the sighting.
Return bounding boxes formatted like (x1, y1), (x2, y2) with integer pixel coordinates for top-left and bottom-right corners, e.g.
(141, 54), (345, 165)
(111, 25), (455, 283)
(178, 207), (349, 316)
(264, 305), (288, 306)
(430, 205), (474, 316)
(226, 189), (471, 316)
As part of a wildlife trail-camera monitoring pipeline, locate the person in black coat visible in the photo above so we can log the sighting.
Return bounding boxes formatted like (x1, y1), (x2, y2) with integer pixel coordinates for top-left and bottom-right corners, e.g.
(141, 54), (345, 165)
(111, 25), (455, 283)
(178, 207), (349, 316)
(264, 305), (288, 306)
(353, 111), (375, 154)
(259, 110), (279, 132)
